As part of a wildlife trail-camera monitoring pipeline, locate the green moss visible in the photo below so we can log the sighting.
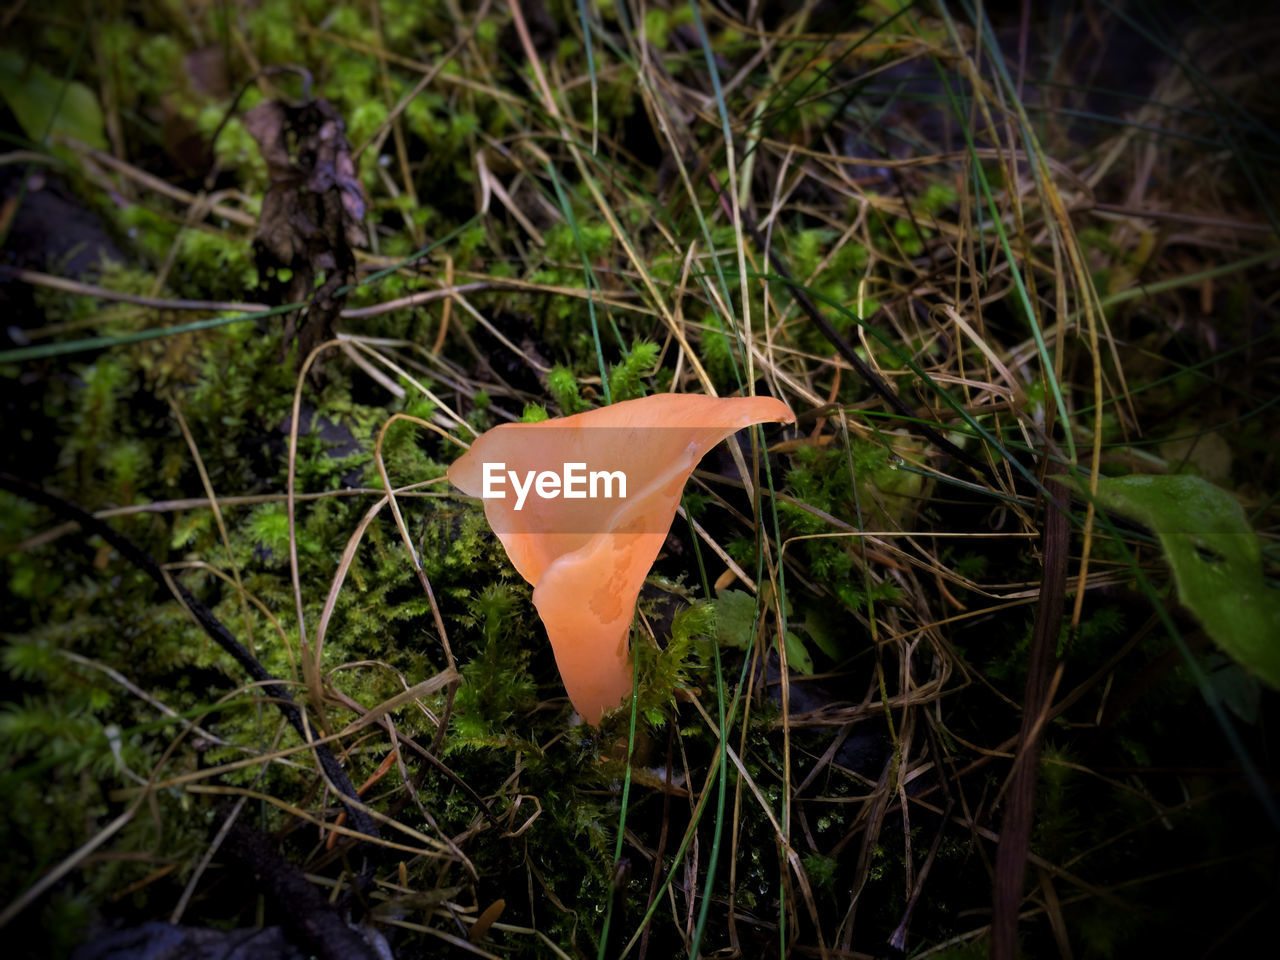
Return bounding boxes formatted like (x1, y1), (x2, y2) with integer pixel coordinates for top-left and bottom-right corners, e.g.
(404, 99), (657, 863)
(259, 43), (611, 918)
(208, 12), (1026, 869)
(607, 339), (659, 402)
(547, 364), (585, 414)
(451, 584), (538, 741)
(635, 600), (715, 728)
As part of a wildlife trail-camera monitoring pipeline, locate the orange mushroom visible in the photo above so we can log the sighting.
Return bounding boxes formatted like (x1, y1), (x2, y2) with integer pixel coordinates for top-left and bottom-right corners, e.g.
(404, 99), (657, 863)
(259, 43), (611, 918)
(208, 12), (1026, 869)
(448, 393), (794, 724)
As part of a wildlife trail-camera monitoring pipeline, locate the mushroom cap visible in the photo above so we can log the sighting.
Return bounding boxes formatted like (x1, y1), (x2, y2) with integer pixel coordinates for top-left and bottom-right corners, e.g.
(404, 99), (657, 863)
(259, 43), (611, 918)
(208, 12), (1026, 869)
(448, 393), (794, 723)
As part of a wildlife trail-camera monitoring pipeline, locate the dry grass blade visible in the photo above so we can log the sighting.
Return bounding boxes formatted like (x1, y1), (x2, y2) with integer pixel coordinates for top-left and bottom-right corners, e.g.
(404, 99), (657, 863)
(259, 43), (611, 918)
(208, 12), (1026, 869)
(992, 470), (1070, 958)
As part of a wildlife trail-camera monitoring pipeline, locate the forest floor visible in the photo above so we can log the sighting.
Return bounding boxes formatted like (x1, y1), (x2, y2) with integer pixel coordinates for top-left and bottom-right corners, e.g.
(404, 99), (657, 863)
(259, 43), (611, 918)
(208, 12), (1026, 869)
(1, 2), (1278, 958)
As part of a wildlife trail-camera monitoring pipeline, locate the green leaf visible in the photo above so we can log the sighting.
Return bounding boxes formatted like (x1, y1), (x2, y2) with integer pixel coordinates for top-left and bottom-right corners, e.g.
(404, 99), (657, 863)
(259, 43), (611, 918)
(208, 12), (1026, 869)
(712, 589), (757, 650)
(783, 631), (814, 675)
(801, 612), (844, 661)
(0, 49), (107, 150)
(1081, 474), (1280, 688)
(712, 589), (814, 673)
(1203, 654), (1261, 725)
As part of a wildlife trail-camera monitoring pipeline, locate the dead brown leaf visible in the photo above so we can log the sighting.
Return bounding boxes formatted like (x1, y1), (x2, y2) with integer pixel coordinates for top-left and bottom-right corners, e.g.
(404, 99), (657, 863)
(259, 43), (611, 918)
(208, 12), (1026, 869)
(244, 96), (367, 374)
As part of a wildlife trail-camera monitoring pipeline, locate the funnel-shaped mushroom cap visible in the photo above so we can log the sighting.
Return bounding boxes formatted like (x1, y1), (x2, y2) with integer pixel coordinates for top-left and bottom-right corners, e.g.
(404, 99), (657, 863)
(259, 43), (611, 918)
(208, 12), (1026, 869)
(448, 393), (794, 723)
